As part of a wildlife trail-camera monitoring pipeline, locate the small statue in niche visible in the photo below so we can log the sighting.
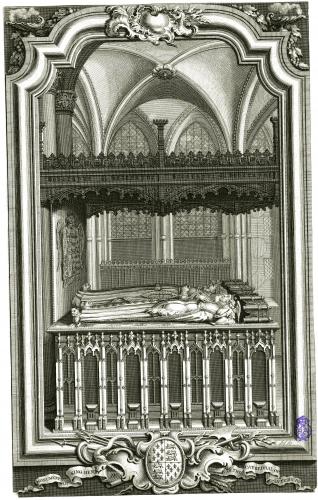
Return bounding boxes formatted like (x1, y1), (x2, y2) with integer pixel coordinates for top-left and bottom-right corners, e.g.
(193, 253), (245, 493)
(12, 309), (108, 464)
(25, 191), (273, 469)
(56, 212), (85, 287)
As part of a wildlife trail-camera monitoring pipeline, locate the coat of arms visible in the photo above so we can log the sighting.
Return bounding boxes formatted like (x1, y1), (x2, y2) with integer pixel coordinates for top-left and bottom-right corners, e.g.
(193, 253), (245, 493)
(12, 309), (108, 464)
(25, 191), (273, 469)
(145, 437), (185, 487)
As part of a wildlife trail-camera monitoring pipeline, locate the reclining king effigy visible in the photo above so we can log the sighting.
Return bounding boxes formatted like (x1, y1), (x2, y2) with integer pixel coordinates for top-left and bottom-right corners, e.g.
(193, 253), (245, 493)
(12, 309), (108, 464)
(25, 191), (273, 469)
(71, 282), (240, 326)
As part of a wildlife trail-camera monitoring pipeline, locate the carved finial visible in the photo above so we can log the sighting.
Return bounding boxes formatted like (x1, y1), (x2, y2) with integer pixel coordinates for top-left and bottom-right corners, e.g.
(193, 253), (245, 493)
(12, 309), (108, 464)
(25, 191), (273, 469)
(100, 332), (105, 347)
(185, 331), (189, 345)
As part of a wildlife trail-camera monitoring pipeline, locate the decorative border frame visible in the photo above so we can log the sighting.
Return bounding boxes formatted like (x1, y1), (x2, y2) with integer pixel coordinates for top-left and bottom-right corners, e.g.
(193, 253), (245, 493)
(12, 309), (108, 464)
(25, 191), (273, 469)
(5, 4), (315, 467)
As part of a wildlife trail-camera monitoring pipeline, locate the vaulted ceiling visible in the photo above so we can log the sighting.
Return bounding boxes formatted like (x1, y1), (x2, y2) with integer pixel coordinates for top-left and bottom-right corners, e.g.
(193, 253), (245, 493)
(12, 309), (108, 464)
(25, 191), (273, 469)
(73, 39), (277, 154)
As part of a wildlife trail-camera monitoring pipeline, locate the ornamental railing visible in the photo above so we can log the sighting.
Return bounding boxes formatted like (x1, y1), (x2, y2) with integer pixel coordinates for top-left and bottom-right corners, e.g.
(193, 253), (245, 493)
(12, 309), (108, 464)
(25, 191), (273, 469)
(100, 258), (231, 289)
(40, 151), (280, 212)
(42, 149), (276, 170)
(51, 328), (279, 433)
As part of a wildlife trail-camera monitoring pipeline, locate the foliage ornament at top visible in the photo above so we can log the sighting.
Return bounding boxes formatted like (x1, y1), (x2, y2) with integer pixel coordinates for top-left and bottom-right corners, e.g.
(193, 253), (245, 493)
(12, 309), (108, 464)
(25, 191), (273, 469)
(105, 5), (209, 45)
(233, 3), (308, 70)
(6, 7), (75, 74)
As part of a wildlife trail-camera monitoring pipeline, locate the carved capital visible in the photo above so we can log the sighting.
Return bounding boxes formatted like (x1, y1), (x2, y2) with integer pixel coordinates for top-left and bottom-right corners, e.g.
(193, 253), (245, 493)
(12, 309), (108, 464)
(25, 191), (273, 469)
(55, 90), (77, 114)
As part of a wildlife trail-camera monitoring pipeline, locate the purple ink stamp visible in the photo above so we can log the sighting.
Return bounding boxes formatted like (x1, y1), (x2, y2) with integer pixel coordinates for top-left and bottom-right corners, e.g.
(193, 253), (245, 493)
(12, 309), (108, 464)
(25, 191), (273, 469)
(295, 416), (312, 441)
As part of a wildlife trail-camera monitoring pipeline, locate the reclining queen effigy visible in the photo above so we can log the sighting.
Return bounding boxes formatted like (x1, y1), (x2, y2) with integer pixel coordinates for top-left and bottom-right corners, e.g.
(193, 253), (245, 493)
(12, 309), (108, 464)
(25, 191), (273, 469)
(71, 282), (240, 325)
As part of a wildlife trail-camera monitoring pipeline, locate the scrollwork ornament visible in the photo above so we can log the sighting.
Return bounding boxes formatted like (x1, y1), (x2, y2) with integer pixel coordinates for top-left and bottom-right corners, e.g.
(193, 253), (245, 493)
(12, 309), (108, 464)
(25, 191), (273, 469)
(105, 5), (209, 46)
(232, 3), (308, 70)
(18, 428), (311, 494)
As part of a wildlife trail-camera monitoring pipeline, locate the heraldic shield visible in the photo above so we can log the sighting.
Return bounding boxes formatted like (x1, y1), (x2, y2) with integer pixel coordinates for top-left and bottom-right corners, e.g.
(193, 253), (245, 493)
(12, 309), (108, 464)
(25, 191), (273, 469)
(145, 437), (185, 488)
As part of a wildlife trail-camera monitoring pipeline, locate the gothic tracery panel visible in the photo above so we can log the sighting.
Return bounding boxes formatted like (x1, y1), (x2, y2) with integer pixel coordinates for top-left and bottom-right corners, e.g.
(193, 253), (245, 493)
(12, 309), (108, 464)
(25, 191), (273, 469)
(175, 122), (215, 154)
(109, 122), (150, 155)
(191, 349), (203, 404)
(148, 351), (161, 405)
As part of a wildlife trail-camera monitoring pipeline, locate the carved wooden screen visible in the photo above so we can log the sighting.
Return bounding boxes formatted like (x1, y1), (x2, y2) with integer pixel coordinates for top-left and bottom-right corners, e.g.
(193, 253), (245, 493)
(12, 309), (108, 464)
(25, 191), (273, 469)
(252, 349), (269, 406)
(233, 350), (245, 411)
(83, 352), (99, 407)
(209, 349), (224, 404)
(106, 350), (118, 406)
(148, 351), (161, 405)
(63, 351), (75, 407)
(191, 350), (203, 404)
(126, 352), (141, 405)
(168, 352), (183, 405)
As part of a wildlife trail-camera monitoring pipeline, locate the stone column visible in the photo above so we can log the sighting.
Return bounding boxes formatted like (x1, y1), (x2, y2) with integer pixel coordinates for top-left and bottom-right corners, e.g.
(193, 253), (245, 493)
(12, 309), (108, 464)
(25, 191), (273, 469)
(73, 335), (83, 430)
(183, 332), (192, 427)
(160, 216), (167, 261)
(246, 214), (253, 285)
(153, 119), (168, 168)
(55, 90), (77, 156)
(221, 214), (230, 260)
(227, 214), (251, 283)
(42, 85), (58, 414)
(55, 334), (64, 431)
(169, 213), (174, 260)
(202, 333), (210, 427)
(140, 335), (149, 428)
(160, 334), (168, 429)
(269, 329), (278, 426)
(241, 214), (248, 282)
(98, 336), (107, 430)
(244, 332), (253, 426)
(42, 88), (57, 156)
(225, 337), (234, 424)
(153, 214), (161, 261)
(117, 333), (126, 430)
(96, 215), (102, 289)
(229, 215), (236, 277)
(102, 211), (112, 262)
(234, 215), (242, 280)
(270, 116), (279, 162)
(86, 216), (97, 289)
